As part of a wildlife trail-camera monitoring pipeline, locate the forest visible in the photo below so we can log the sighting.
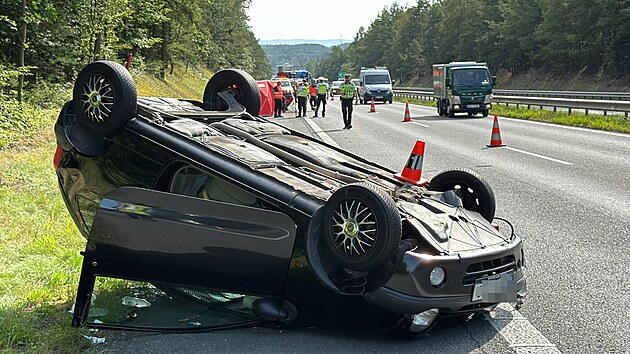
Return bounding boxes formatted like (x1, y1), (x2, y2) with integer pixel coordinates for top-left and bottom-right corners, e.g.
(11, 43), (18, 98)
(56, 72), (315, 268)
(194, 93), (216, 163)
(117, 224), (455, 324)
(310, 0), (630, 87)
(262, 44), (331, 70)
(0, 0), (271, 103)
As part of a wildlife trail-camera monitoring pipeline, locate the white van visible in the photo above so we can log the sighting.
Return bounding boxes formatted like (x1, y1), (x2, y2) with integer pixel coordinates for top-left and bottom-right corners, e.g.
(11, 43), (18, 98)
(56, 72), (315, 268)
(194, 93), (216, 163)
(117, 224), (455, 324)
(358, 67), (394, 104)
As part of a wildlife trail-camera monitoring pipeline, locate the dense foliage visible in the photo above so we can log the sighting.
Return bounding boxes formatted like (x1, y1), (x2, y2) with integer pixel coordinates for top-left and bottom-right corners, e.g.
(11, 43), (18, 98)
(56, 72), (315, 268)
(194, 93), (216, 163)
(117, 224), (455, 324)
(0, 0), (270, 93)
(262, 44), (331, 70)
(310, 0), (630, 84)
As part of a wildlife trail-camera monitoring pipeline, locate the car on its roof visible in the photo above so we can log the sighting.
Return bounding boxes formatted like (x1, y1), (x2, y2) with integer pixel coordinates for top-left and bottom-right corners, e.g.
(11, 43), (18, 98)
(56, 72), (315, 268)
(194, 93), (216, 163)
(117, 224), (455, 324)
(54, 60), (526, 334)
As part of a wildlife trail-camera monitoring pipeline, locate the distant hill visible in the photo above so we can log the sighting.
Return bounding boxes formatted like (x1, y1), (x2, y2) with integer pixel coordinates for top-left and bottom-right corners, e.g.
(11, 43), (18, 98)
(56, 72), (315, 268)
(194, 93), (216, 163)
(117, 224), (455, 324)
(262, 44), (332, 69)
(259, 39), (351, 47)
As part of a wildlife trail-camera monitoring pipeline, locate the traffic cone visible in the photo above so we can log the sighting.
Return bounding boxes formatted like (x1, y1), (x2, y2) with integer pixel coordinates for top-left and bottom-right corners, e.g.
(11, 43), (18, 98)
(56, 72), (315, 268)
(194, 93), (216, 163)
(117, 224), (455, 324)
(487, 115), (505, 147)
(369, 97), (376, 113)
(394, 140), (429, 186)
(403, 102), (411, 122)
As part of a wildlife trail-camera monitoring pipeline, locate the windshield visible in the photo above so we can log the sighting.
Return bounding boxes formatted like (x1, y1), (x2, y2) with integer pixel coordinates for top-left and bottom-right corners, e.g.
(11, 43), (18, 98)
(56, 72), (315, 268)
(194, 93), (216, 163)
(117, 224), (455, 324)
(332, 81), (342, 88)
(280, 81), (292, 89)
(364, 74), (390, 85)
(452, 69), (491, 87)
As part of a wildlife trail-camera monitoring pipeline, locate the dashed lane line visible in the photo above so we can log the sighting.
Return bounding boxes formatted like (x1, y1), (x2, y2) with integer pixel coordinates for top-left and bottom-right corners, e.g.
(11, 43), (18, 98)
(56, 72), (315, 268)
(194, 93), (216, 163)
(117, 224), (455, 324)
(504, 146), (574, 165)
(411, 121), (430, 128)
(303, 117), (340, 148)
(485, 303), (562, 353)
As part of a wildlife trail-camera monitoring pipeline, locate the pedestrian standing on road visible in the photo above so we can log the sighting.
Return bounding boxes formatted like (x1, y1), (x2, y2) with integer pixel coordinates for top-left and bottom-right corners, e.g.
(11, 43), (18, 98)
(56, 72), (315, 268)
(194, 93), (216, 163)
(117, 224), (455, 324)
(309, 82), (317, 110)
(273, 81), (284, 118)
(339, 73), (356, 129)
(296, 81), (309, 118)
(314, 77), (328, 117)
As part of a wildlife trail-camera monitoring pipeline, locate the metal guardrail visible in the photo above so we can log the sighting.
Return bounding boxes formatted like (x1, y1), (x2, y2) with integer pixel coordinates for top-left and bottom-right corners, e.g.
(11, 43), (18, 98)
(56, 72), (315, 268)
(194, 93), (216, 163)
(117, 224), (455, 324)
(393, 87), (630, 117)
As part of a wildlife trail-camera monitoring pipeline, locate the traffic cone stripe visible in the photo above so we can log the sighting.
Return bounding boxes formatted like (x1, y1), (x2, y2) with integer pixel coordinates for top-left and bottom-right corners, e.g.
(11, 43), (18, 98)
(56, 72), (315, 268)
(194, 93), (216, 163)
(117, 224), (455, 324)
(487, 114), (505, 147)
(369, 98), (376, 113)
(394, 140), (428, 186)
(403, 102), (411, 122)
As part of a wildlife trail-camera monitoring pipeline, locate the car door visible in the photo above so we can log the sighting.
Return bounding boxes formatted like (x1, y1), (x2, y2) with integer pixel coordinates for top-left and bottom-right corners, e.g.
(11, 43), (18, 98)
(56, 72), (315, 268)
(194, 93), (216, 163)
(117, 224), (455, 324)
(73, 165), (297, 330)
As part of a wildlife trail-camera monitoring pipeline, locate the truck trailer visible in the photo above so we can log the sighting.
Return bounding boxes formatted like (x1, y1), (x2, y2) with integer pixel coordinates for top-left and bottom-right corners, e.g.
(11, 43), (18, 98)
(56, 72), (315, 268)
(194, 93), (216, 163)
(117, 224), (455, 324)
(433, 62), (496, 117)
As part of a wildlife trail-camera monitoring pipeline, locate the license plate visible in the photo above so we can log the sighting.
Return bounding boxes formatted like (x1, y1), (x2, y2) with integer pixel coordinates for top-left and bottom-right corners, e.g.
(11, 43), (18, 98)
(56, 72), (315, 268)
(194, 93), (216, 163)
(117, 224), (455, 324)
(375, 96), (383, 99)
(471, 271), (517, 302)
(467, 104), (480, 108)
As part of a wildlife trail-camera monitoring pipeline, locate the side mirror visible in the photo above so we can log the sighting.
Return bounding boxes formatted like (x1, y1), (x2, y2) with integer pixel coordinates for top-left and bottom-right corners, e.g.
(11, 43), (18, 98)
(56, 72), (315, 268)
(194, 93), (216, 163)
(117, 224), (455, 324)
(360, 82), (364, 86)
(492, 76), (497, 86)
(391, 80), (396, 86)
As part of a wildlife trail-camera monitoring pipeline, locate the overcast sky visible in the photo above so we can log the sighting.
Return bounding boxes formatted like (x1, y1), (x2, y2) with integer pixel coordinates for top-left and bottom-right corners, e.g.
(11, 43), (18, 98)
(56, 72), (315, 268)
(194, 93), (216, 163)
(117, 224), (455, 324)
(247, 0), (408, 40)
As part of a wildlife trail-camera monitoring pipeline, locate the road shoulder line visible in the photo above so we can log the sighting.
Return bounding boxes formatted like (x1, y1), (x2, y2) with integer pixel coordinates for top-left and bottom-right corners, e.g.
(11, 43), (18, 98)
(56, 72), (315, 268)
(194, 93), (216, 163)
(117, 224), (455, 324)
(303, 117), (340, 148)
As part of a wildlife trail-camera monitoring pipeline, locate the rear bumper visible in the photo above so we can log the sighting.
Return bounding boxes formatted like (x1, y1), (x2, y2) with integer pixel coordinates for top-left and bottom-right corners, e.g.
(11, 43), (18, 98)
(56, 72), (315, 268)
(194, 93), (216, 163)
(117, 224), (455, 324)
(364, 92), (393, 101)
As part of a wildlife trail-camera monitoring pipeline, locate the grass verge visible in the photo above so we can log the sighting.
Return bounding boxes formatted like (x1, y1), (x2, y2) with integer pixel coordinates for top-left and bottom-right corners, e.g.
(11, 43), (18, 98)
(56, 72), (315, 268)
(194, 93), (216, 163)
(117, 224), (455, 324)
(401, 97), (630, 133)
(0, 64), (211, 353)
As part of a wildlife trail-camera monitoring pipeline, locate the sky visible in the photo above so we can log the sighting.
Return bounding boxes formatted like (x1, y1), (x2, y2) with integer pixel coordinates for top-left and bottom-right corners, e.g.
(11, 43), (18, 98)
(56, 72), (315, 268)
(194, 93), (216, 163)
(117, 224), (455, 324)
(247, 0), (407, 41)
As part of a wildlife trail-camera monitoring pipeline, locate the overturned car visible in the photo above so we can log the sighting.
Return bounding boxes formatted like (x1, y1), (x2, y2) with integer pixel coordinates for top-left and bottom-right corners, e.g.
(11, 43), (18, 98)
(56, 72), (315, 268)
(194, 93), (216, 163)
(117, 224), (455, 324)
(54, 61), (526, 333)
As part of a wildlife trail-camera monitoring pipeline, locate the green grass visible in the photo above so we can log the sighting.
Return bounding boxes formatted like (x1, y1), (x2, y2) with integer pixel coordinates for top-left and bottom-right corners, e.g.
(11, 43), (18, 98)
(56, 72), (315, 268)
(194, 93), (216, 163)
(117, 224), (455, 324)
(0, 64), (211, 353)
(401, 97), (630, 133)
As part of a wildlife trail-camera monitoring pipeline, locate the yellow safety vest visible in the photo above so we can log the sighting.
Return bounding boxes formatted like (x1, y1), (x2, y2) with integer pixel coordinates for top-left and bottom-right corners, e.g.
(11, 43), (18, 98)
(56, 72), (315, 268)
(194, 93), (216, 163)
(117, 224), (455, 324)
(317, 83), (327, 95)
(297, 85), (309, 97)
(340, 82), (355, 99)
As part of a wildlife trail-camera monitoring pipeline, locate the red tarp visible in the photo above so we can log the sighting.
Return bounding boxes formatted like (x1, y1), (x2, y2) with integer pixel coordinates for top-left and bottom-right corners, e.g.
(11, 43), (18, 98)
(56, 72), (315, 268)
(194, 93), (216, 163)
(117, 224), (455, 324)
(256, 80), (275, 117)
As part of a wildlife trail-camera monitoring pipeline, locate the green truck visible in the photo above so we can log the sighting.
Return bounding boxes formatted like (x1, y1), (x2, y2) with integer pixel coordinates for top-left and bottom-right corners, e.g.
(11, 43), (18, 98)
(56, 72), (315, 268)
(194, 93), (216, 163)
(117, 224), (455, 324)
(433, 62), (496, 117)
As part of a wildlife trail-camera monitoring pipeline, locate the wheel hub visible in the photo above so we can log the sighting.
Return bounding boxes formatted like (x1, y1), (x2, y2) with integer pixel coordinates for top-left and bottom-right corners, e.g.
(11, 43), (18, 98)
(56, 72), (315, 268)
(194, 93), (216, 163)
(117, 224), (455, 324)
(88, 92), (102, 108)
(343, 219), (359, 237)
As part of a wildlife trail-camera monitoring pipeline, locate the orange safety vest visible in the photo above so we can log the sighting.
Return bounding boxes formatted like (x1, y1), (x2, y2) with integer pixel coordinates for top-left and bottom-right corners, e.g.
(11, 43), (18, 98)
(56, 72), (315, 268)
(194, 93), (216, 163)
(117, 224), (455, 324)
(274, 85), (284, 99)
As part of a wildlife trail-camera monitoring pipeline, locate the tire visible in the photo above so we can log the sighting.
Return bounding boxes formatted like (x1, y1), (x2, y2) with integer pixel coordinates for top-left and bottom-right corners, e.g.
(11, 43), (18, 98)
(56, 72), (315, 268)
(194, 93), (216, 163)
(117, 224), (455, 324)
(72, 60), (137, 137)
(203, 69), (261, 116)
(482, 109), (489, 117)
(447, 103), (455, 118)
(323, 182), (402, 271)
(427, 169), (496, 221)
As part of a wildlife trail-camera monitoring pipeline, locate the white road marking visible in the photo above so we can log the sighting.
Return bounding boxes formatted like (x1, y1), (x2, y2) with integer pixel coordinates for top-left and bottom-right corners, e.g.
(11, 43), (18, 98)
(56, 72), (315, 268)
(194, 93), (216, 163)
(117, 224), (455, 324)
(499, 116), (630, 138)
(302, 117), (340, 148)
(411, 121), (430, 128)
(485, 303), (561, 353)
(504, 146), (574, 165)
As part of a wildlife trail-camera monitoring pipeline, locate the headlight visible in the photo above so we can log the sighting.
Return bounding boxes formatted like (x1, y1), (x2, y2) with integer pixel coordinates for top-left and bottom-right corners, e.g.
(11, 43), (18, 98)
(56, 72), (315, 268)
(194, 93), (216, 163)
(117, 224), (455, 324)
(450, 95), (461, 104)
(485, 94), (493, 103)
(429, 267), (446, 287)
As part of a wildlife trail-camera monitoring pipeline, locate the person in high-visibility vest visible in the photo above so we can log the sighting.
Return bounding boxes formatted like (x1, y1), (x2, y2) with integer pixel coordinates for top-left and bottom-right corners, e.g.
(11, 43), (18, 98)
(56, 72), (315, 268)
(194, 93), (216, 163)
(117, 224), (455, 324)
(309, 82), (317, 110)
(314, 77), (328, 117)
(296, 81), (309, 117)
(273, 81), (284, 118)
(339, 73), (356, 129)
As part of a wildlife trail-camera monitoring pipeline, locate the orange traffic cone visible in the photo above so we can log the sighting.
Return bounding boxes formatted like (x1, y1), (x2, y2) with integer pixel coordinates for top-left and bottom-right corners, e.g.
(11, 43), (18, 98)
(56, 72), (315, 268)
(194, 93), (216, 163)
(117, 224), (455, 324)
(403, 102), (411, 122)
(369, 97), (376, 113)
(394, 140), (429, 186)
(487, 114), (505, 147)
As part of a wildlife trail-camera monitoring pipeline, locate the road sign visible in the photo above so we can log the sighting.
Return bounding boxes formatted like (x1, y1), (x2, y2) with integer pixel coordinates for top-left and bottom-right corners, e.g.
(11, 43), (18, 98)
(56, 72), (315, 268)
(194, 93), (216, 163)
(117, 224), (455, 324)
(338, 72), (347, 80)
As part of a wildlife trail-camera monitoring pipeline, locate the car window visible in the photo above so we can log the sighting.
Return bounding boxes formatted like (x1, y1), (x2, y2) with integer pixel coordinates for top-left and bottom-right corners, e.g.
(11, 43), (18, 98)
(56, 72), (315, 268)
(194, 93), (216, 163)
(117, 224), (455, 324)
(85, 278), (259, 330)
(364, 74), (390, 84)
(452, 69), (490, 86)
(170, 166), (260, 207)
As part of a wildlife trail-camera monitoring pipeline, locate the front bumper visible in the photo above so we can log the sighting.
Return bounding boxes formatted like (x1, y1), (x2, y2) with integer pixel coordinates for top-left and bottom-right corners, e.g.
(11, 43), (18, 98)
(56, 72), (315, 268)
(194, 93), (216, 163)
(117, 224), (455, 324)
(364, 91), (393, 102)
(364, 243), (526, 315)
(453, 102), (492, 112)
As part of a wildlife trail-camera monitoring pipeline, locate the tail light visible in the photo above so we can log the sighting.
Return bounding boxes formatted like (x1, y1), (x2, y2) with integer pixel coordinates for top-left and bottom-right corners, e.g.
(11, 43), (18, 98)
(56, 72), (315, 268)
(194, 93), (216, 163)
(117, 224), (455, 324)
(53, 146), (63, 170)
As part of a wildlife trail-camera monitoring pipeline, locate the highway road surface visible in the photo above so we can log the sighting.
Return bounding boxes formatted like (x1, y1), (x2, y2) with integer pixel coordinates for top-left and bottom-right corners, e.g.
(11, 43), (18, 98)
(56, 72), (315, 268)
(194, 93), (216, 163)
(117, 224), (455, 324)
(103, 101), (629, 353)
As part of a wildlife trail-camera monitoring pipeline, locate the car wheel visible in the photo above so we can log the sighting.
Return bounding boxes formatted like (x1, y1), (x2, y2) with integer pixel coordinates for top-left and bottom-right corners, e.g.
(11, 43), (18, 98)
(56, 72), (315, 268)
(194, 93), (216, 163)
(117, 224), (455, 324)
(72, 60), (137, 137)
(447, 103), (455, 118)
(389, 99), (393, 104)
(323, 182), (402, 271)
(427, 169), (496, 221)
(482, 109), (489, 117)
(203, 68), (261, 116)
